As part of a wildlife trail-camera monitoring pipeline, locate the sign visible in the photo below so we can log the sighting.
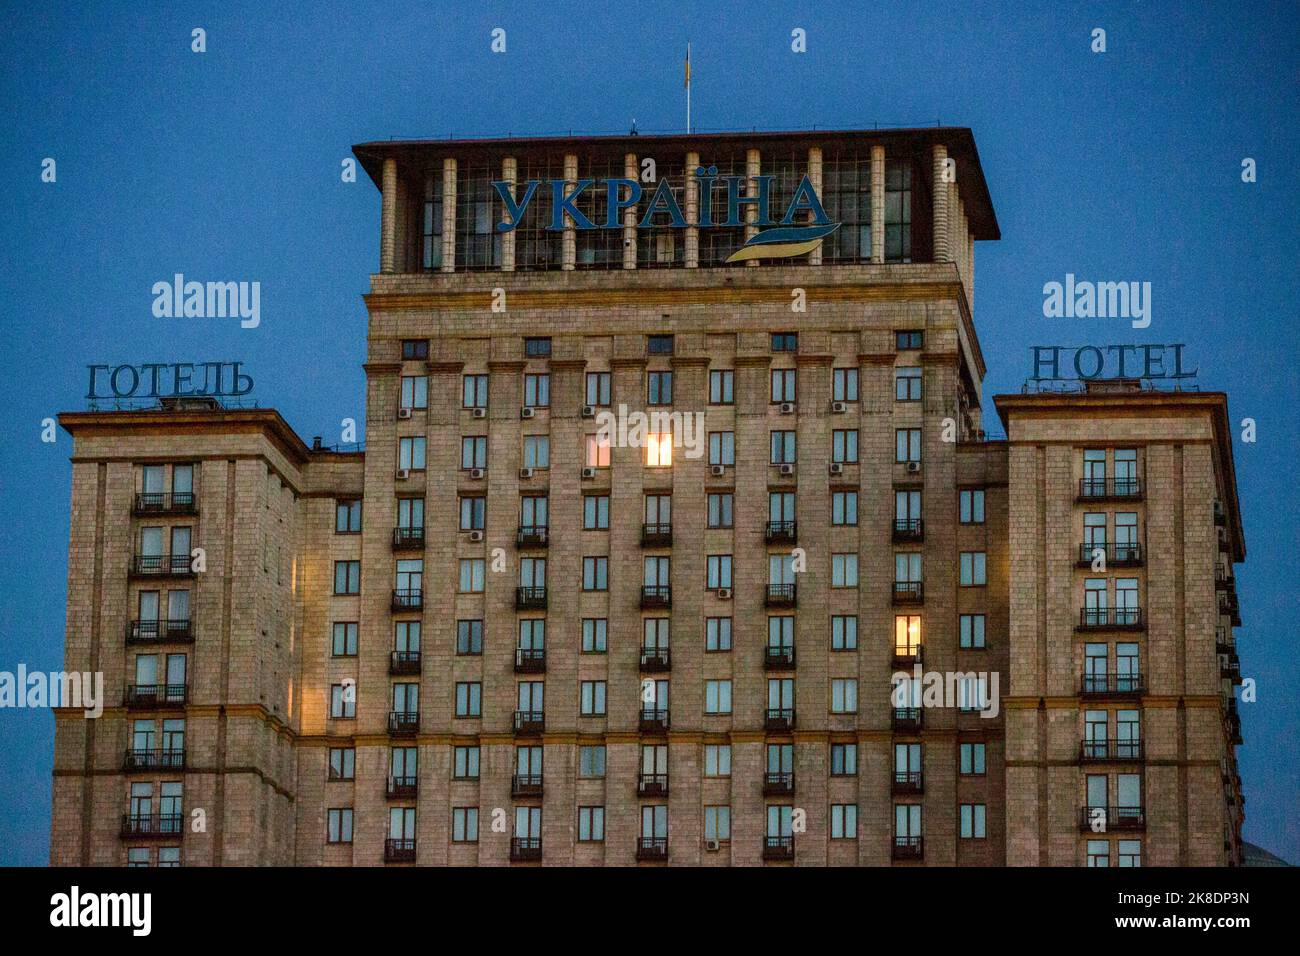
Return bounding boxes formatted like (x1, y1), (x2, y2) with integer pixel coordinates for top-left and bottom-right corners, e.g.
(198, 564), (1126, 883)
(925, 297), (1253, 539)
(492, 165), (839, 263)
(86, 362), (253, 399)
(1030, 345), (1196, 381)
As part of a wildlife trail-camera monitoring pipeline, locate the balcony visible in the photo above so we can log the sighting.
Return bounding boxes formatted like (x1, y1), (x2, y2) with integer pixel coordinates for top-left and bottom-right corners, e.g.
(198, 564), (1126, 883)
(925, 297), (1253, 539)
(392, 527), (425, 550)
(122, 749), (185, 773)
(126, 619), (193, 644)
(763, 835), (794, 861)
(1076, 608), (1144, 631)
(1080, 739), (1144, 762)
(892, 836), (924, 861)
(516, 586), (547, 610)
(1077, 543), (1143, 567)
(510, 837), (542, 862)
(1221, 658), (1242, 683)
(514, 647), (547, 674)
(123, 684), (188, 709)
(638, 708), (669, 733)
(763, 771), (795, 796)
(384, 838), (416, 863)
(1080, 673), (1146, 698)
(1218, 592), (1242, 627)
(1078, 806), (1146, 832)
(892, 582), (924, 605)
(129, 554), (194, 578)
(389, 650), (421, 676)
(1077, 477), (1143, 502)
(892, 770), (924, 795)
(637, 773), (669, 797)
(891, 707), (923, 733)
(387, 711), (419, 736)
(640, 585), (672, 609)
(765, 583), (797, 608)
(764, 708), (796, 732)
(514, 710), (545, 735)
(639, 647), (671, 672)
(516, 525), (549, 549)
(132, 492), (197, 516)
(641, 523), (673, 547)
(892, 519), (924, 543)
(765, 520), (797, 545)
(1216, 627), (1233, 656)
(120, 814), (183, 838)
(764, 646), (796, 670)
(892, 646), (922, 669)
(636, 837), (669, 861)
(511, 774), (544, 797)
(386, 776), (418, 799)
(391, 589), (423, 612)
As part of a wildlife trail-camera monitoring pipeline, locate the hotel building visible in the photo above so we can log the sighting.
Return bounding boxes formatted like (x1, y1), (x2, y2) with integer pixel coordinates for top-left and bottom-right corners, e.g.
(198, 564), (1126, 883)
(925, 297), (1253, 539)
(50, 127), (1247, 866)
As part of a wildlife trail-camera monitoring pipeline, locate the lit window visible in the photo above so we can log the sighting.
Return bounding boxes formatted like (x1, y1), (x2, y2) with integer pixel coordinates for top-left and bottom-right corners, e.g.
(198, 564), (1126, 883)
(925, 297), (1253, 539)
(646, 433), (673, 467)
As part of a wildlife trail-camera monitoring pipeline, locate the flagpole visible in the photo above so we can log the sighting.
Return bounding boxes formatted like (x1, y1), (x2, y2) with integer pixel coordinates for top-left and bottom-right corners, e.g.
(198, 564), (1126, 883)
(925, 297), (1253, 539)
(686, 42), (691, 134)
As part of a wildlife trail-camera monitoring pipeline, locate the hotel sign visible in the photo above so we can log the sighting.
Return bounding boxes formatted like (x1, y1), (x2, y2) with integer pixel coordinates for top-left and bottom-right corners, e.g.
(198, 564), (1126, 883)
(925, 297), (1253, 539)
(492, 165), (839, 263)
(1030, 344), (1197, 381)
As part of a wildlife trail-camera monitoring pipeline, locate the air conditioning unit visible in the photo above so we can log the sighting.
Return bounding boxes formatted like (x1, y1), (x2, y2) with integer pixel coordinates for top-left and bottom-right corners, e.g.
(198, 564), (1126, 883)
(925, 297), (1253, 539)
(779, 463), (795, 476)
(906, 461), (922, 474)
(521, 406), (536, 419)
(779, 402), (795, 414)
(519, 467), (534, 479)
(581, 467), (597, 479)
(831, 401), (848, 414)
(716, 587), (732, 600)
(469, 467), (485, 480)
(705, 839), (721, 852)
(829, 462), (844, 475)
(396, 407), (413, 420)
(472, 407), (487, 419)
(468, 530), (484, 542)
(395, 468), (410, 480)
(581, 405), (596, 418)
(710, 464), (725, 477)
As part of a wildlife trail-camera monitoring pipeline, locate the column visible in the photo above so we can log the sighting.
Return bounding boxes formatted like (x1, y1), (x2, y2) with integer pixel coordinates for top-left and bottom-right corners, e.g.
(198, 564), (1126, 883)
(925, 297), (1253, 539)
(684, 150), (700, 268)
(500, 157), (517, 272)
(380, 157), (397, 273)
(870, 145), (885, 264)
(440, 157), (457, 273)
(562, 152), (578, 270)
(931, 144), (950, 263)
(807, 147), (823, 265)
(745, 148), (760, 268)
(622, 152), (637, 269)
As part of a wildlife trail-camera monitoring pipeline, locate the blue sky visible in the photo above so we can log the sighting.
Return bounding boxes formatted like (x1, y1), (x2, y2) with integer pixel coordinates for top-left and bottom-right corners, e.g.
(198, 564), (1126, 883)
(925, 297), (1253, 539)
(1, 1), (1296, 865)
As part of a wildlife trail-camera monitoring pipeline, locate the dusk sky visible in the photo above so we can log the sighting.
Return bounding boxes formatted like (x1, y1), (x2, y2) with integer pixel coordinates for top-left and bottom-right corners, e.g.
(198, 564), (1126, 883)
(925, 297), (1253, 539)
(1, 1), (1296, 865)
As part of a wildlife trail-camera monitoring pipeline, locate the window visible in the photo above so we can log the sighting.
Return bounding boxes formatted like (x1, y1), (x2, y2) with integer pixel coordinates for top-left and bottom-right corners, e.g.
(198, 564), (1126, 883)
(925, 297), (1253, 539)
(586, 435), (611, 468)
(458, 559), (485, 593)
(462, 374), (488, 409)
(157, 847), (180, 867)
(895, 615), (922, 658)
(832, 429), (859, 464)
(959, 804), (987, 840)
(461, 436), (487, 470)
(771, 332), (797, 352)
(832, 491), (858, 525)
(706, 617), (732, 652)
(523, 436), (549, 469)
(582, 618), (607, 653)
(577, 806), (605, 842)
(831, 678), (858, 713)
(895, 367), (922, 401)
(704, 806), (731, 843)
(523, 373), (550, 408)
(960, 614), (986, 649)
(706, 554), (733, 590)
(830, 804), (858, 839)
(331, 622), (358, 657)
(647, 334), (674, 355)
(456, 619), (482, 655)
(708, 431), (735, 467)
(328, 747), (355, 781)
(459, 496), (485, 531)
(579, 745), (606, 778)
(832, 367), (859, 402)
(396, 498), (424, 531)
(709, 370), (734, 404)
(453, 745), (480, 779)
(646, 432), (672, 467)
(401, 375), (428, 410)
(452, 808), (479, 843)
(831, 615), (858, 650)
(707, 493), (734, 529)
(705, 744), (731, 776)
(960, 552), (987, 586)
(584, 494), (610, 529)
(585, 372), (611, 407)
(582, 556), (608, 591)
(960, 742), (986, 776)
(647, 371), (673, 405)
(580, 681), (607, 716)
(960, 489), (986, 524)
(329, 684), (355, 719)
(770, 431), (796, 464)
(335, 499), (361, 533)
(831, 553), (858, 588)
(455, 682), (482, 717)
(519, 495), (547, 532)
(524, 337), (551, 358)
(401, 339), (429, 361)
(831, 743), (858, 776)
(1087, 840), (1110, 867)
(896, 428), (921, 463)
(333, 561), (359, 595)
(327, 808), (353, 844)
(1118, 840), (1142, 867)
(885, 162), (912, 262)
(771, 368), (796, 403)
(705, 680), (732, 714)
(398, 437), (426, 471)
(126, 848), (149, 868)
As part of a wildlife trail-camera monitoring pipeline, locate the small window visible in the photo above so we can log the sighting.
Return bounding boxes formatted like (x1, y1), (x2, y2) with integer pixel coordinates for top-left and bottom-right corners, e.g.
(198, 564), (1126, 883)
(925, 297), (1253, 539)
(647, 334), (675, 355)
(832, 430), (858, 464)
(585, 372), (611, 407)
(960, 614), (986, 649)
(832, 368), (859, 403)
(830, 743), (858, 776)
(580, 681), (607, 716)
(462, 374), (488, 409)
(831, 679), (858, 713)
(457, 620), (483, 655)
(709, 370), (734, 404)
(333, 561), (360, 595)
(328, 747), (355, 781)
(647, 371), (673, 405)
(771, 332), (798, 352)
(452, 808), (479, 843)
(771, 369), (796, 403)
(523, 436), (550, 470)
(582, 618), (608, 653)
(401, 375), (429, 410)
(959, 742), (986, 776)
(582, 556), (608, 591)
(524, 337), (552, 358)
(455, 682), (482, 717)
(523, 373), (550, 408)
(579, 745), (606, 778)
(960, 489), (986, 524)
(831, 615), (858, 650)
(705, 680), (732, 714)
(831, 554), (858, 588)
(331, 622), (358, 657)
(327, 808), (354, 843)
(895, 367), (922, 402)
(329, 684), (355, 719)
(577, 806), (605, 842)
(453, 746), (480, 779)
(401, 339), (429, 360)
(960, 552), (987, 587)
(895, 428), (921, 463)
(704, 744), (731, 776)
(830, 804), (858, 839)
(959, 804), (987, 839)
(832, 491), (858, 526)
(707, 493), (734, 529)
(584, 495), (610, 530)
(895, 330), (922, 351)
(335, 499), (361, 533)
